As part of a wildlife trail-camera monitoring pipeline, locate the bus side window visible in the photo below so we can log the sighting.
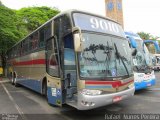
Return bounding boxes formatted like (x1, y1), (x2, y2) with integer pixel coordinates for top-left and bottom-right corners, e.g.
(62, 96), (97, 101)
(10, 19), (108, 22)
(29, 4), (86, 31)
(64, 34), (75, 69)
(21, 38), (29, 55)
(29, 32), (38, 51)
(17, 44), (20, 56)
(39, 22), (52, 48)
(64, 33), (77, 96)
(39, 29), (45, 48)
(46, 39), (60, 77)
(54, 15), (71, 46)
(44, 23), (51, 42)
(54, 18), (62, 46)
(20, 42), (23, 56)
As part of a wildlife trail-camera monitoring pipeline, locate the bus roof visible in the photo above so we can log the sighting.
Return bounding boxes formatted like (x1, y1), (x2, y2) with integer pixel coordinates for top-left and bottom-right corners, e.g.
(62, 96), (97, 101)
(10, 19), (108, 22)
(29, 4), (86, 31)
(8, 9), (120, 51)
(125, 32), (142, 40)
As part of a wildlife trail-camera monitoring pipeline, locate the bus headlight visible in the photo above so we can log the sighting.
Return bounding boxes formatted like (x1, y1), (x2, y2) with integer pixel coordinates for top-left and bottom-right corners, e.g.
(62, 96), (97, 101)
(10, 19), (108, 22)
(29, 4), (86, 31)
(81, 89), (102, 96)
(128, 83), (134, 88)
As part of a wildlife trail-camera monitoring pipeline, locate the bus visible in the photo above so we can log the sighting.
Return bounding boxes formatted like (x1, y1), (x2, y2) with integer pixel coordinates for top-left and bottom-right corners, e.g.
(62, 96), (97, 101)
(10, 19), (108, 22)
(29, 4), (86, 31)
(6, 10), (135, 110)
(151, 53), (160, 71)
(143, 40), (160, 71)
(125, 32), (156, 90)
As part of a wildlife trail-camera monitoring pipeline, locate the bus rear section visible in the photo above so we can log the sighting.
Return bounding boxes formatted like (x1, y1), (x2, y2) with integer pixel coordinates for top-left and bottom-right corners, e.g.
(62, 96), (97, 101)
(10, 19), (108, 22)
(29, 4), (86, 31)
(7, 10), (135, 110)
(125, 32), (156, 90)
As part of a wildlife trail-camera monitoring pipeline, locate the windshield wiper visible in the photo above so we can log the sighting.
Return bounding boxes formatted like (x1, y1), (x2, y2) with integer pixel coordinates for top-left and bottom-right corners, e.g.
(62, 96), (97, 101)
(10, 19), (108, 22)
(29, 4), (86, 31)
(82, 43), (113, 75)
(136, 65), (151, 73)
(114, 43), (129, 76)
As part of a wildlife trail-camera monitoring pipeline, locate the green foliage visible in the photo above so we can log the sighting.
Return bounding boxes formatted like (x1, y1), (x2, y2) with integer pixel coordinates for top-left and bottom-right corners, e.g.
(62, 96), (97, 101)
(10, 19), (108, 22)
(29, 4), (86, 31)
(137, 31), (160, 40)
(137, 32), (150, 40)
(137, 32), (160, 54)
(0, 4), (60, 75)
(16, 6), (60, 32)
(0, 1), (2, 6)
(0, 5), (26, 75)
(0, 5), (24, 54)
(150, 35), (159, 40)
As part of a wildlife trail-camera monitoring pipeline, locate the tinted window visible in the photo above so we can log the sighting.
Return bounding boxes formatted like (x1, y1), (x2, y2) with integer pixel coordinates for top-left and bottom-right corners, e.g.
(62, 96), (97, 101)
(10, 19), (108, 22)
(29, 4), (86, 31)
(39, 29), (45, 48)
(46, 39), (60, 77)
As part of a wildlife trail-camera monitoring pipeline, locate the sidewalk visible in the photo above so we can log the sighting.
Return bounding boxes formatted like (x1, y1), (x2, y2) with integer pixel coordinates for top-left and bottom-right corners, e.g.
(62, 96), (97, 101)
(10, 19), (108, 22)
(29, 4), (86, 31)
(0, 77), (10, 83)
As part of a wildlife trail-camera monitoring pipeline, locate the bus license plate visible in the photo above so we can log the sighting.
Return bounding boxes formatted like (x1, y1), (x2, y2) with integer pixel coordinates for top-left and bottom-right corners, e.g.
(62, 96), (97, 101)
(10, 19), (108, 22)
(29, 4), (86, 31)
(147, 83), (151, 86)
(113, 96), (122, 102)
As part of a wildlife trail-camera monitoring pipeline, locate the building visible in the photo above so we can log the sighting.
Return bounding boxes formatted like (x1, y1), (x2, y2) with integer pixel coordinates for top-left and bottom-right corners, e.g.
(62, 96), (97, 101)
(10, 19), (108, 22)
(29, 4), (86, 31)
(105, 0), (124, 28)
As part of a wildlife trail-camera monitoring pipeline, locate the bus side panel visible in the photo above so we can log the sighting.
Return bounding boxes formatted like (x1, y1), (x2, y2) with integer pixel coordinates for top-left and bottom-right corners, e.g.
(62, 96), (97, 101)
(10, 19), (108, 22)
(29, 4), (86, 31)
(13, 50), (46, 93)
(46, 74), (62, 106)
(18, 78), (42, 93)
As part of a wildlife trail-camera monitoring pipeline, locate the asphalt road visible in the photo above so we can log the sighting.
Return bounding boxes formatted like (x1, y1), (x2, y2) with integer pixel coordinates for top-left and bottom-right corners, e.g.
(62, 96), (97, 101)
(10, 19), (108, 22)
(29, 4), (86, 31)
(1, 72), (160, 120)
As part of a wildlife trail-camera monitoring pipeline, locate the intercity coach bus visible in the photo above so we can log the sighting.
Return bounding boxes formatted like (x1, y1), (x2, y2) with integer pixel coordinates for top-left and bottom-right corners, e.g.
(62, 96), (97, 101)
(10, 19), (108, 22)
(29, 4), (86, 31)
(125, 32), (156, 90)
(6, 10), (135, 110)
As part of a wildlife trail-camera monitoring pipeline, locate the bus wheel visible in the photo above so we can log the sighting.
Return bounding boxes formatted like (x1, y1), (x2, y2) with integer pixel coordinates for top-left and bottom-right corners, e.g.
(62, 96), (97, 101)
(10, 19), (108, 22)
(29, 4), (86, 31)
(42, 81), (48, 99)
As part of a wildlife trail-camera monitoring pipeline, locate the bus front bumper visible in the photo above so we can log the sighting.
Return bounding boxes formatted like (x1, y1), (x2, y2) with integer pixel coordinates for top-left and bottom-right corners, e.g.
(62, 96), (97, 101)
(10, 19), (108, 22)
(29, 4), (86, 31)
(77, 86), (135, 110)
(135, 79), (156, 90)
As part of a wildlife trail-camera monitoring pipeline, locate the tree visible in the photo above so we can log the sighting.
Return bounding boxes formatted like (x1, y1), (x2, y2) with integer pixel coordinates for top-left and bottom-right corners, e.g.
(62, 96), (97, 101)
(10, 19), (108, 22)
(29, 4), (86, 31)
(137, 32), (150, 40)
(137, 32), (160, 54)
(0, 5), (60, 76)
(16, 6), (60, 32)
(150, 35), (159, 40)
(0, 5), (25, 75)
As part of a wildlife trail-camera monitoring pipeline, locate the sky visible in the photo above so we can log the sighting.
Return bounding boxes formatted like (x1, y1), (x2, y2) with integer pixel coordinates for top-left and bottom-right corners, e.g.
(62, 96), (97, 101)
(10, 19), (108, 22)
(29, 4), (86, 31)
(1, 0), (160, 37)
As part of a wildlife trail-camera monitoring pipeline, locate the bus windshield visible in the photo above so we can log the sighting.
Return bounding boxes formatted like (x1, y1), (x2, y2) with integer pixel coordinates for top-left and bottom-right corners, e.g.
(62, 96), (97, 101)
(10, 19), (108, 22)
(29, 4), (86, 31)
(78, 32), (132, 79)
(133, 39), (152, 72)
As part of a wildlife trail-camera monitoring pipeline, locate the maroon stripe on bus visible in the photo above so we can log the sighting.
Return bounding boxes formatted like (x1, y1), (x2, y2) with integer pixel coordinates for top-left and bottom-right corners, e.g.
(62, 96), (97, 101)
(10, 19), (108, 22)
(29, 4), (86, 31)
(85, 80), (133, 88)
(13, 59), (46, 66)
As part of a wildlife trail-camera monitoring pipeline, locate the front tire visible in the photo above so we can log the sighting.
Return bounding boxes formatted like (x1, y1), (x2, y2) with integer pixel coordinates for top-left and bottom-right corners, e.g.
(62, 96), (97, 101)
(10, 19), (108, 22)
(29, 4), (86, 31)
(42, 81), (48, 101)
(43, 83), (47, 96)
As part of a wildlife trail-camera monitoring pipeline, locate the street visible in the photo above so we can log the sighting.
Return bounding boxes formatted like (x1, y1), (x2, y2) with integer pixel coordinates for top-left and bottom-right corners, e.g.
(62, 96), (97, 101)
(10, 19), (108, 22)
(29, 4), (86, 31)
(1, 72), (160, 120)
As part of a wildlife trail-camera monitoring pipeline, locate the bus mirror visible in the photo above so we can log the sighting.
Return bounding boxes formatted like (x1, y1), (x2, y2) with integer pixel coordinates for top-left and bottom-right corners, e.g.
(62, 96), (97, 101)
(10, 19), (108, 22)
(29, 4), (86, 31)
(72, 27), (83, 52)
(72, 27), (81, 33)
(127, 36), (137, 48)
(74, 33), (82, 52)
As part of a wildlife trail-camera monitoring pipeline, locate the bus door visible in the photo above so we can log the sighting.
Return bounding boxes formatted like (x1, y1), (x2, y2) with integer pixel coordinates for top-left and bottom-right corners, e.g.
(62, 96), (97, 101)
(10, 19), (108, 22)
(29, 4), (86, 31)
(63, 33), (77, 100)
(46, 36), (63, 106)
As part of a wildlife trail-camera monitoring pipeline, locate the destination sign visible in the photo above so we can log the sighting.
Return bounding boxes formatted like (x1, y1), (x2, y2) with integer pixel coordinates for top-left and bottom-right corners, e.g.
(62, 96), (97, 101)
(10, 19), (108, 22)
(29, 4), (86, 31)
(73, 13), (125, 37)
